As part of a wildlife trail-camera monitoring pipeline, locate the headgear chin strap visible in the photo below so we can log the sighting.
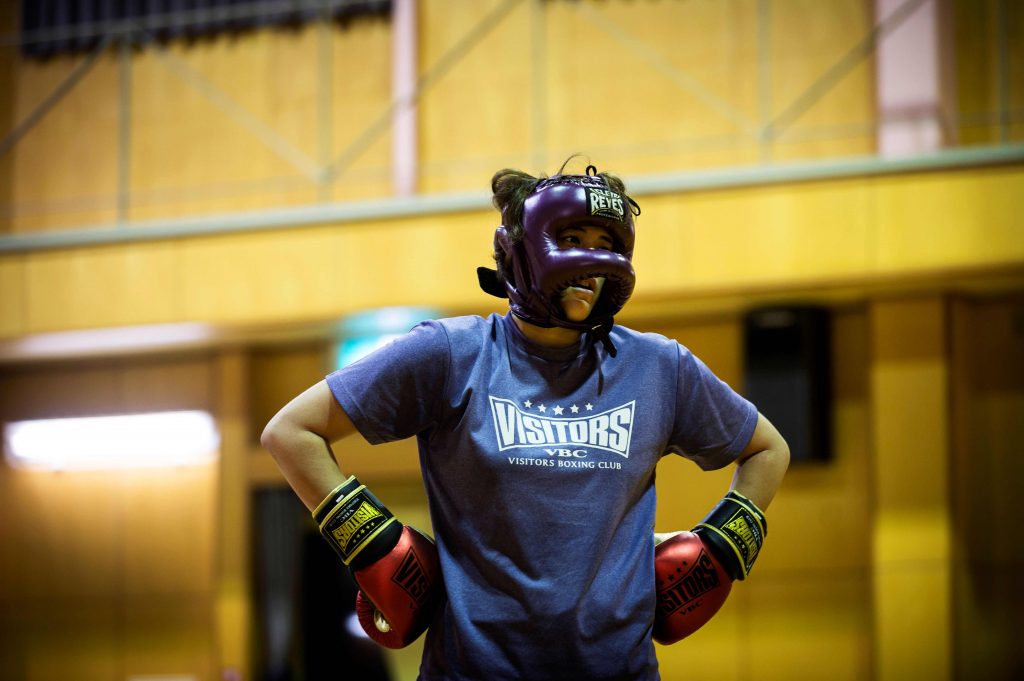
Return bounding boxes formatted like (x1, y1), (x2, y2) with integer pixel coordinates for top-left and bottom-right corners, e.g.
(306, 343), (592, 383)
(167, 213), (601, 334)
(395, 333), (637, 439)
(477, 167), (638, 349)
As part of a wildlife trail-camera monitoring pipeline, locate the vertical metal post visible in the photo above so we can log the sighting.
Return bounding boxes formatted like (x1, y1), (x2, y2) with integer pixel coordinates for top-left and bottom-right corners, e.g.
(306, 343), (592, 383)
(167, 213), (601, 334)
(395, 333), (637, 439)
(531, 0), (547, 172)
(875, 0), (944, 156)
(391, 0), (418, 196)
(118, 37), (132, 226)
(757, 0), (773, 161)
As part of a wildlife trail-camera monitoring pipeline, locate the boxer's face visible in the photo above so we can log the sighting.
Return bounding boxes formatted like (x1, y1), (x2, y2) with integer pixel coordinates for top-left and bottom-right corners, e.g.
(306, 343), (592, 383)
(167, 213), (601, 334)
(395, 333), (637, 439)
(556, 224), (612, 322)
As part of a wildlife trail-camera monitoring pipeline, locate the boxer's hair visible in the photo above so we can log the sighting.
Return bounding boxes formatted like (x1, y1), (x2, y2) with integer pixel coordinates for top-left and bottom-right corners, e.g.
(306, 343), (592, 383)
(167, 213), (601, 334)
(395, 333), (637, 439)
(489, 158), (631, 277)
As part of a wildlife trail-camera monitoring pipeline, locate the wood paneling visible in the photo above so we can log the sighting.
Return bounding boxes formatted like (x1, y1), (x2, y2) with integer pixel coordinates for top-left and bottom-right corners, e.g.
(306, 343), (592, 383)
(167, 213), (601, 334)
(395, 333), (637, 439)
(870, 296), (953, 681)
(0, 355), (220, 680)
(951, 294), (1024, 680)
(654, 306), (872, 680)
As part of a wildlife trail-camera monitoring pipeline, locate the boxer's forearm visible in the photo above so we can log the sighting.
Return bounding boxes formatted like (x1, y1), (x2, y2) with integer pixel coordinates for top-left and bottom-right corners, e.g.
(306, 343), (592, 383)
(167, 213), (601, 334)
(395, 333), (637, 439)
(262, 422), (346, 511)
(731, 447), (788, 511)
(261, 380), (356, 511)
(731, 413), (790, 511)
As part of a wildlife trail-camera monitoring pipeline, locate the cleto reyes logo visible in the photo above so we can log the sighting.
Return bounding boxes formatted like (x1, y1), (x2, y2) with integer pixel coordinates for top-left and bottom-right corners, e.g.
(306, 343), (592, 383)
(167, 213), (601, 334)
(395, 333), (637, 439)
(587, 187), (625, 220)
(488, 396), (634, 458)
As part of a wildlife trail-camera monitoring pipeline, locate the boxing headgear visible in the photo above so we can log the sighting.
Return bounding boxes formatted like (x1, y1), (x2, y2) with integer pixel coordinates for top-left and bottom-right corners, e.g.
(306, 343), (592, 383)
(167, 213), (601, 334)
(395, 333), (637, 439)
(478, 168), (638, 336)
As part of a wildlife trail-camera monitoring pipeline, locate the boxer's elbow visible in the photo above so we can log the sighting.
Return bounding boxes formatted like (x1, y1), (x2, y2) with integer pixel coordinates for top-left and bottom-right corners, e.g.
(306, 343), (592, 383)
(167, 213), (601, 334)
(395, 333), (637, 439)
(260, 415), (282, 456)
(260, 410), (300, 461)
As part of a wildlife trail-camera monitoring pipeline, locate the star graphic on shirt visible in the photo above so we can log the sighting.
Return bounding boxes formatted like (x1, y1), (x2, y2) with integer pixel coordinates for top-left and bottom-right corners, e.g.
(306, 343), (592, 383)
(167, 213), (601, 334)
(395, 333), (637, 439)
(524, 399), (532, 408)
(570, 404), (580, 414)
(537, 404), (547, 413)
(553, 405), (564, 415)
(585, 403), (594, 411)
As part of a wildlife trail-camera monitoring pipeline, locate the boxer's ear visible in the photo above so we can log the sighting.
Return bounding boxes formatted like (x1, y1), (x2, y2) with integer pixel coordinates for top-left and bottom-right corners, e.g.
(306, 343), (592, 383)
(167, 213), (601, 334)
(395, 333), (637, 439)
(478, 227), (512, 299)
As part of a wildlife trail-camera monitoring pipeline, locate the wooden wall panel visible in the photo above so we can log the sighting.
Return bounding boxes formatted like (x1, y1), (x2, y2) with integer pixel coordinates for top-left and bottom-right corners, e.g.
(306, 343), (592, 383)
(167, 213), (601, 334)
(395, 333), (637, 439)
(121, 468), (217, 596)
(0, 257), (24, 336)
(8, 53), (121, 233)
(872, 166), (1024, 272)
(747, 573), (872, 681)
(3, 164), (1021, 339)
(250, 342), (332, 444)
(417, 0), (534, 192)
(0, 469), (122, 600)
(870, 296), (953, 681)
(952, 0), (1024, 145)
(129, 41), (316, 221)
(0, 355), (220, 680)
(417, 0), (875, 191)
(951, 294), (1024, 680)
(740, 307), (872, 681)
(653, 314), (744, 529)
(634, 178), (874, 297)
(767, 0), (875, 160)
(214, 351), (252, 680)
(325, 15), (395, 201)
(651, 306), (872, 681)
(22, 242), (179, 333)
(10, 601), (119, 681)
(122, 596), (216, 679)
(2, 0), (1020, 238)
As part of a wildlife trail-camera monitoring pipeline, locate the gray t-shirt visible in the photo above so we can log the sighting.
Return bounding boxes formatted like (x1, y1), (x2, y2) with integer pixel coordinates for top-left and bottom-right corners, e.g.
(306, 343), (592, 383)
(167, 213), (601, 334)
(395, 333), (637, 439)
(327, 313), (757, 681)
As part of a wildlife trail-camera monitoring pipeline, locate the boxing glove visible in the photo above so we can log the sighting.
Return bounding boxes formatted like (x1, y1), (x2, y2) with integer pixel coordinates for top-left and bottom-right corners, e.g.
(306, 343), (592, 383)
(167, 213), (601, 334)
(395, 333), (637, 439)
(653, 531), (732, 644)
(693, 489), (767, 581)
(313, 476), (443, 648)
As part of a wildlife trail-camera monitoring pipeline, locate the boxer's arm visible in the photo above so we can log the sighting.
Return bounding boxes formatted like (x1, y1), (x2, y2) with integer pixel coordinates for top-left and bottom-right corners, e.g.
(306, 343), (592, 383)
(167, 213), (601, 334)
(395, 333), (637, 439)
(261, 379), (357, 511)
(264, 393), (444, 649)
(656, 413), (787, 546)
(730, 412), (789, 511)
(685, 414), (786, 582)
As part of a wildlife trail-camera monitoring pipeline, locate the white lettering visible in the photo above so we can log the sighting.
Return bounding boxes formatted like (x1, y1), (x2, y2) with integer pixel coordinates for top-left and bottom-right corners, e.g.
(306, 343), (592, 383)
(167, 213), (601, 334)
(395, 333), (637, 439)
(494, 403), (517, 444)
(489, 396), (635, 458)
(608, 407), (633, 453)
(523, 416), (545, 445)
(588, 188), (625, 219)
(557, 459), (596, 469)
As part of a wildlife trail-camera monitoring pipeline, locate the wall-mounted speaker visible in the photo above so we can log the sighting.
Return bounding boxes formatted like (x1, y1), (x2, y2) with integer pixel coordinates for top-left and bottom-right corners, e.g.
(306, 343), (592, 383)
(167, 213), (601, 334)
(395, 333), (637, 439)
(743, 306), (832, 463)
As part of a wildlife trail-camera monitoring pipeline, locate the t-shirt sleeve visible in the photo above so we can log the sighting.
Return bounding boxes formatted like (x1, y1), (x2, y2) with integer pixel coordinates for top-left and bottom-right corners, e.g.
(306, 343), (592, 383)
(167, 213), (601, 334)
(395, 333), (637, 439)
(325, 320), (450, 444)
(667, 345), (758, 471)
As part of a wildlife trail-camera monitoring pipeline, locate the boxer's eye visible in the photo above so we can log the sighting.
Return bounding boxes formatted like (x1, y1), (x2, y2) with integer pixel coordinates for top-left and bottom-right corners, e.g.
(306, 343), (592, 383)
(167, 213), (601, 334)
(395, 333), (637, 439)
(557, 227), (614, 251)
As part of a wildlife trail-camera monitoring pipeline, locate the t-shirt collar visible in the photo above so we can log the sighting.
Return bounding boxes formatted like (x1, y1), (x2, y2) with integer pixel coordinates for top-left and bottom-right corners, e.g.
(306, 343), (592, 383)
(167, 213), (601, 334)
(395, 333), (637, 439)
(501, 312), (588, 363)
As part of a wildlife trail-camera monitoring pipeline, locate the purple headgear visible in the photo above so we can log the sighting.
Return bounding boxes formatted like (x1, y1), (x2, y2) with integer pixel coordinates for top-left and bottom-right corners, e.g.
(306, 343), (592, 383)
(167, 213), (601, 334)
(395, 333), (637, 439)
(477, 167), (638, 338)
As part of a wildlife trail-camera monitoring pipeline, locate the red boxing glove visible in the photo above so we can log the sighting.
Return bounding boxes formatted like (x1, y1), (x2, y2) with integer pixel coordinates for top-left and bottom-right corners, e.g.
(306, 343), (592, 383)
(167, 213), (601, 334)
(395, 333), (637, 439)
(313, 477), (443, 649)
(353, 526), (442, 649)
(653, 531), (732, 644)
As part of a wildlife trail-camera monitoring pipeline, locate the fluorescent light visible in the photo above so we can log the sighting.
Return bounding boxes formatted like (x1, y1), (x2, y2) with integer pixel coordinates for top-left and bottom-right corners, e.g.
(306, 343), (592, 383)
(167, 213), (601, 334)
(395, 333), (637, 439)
(0, 322), (215, 361)
(3, 411), (220, 472)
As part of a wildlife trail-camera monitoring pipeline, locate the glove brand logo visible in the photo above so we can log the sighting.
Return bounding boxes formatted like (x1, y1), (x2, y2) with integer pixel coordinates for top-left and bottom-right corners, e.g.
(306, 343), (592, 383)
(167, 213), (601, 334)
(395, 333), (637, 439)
(488, 396), (634, 458)
(391, 547), (431, 604)
(333, 498), (386, 557)
(656, 551), (721, 617)
(724, 513), (760, 567)
(586, 187), (625, 220)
